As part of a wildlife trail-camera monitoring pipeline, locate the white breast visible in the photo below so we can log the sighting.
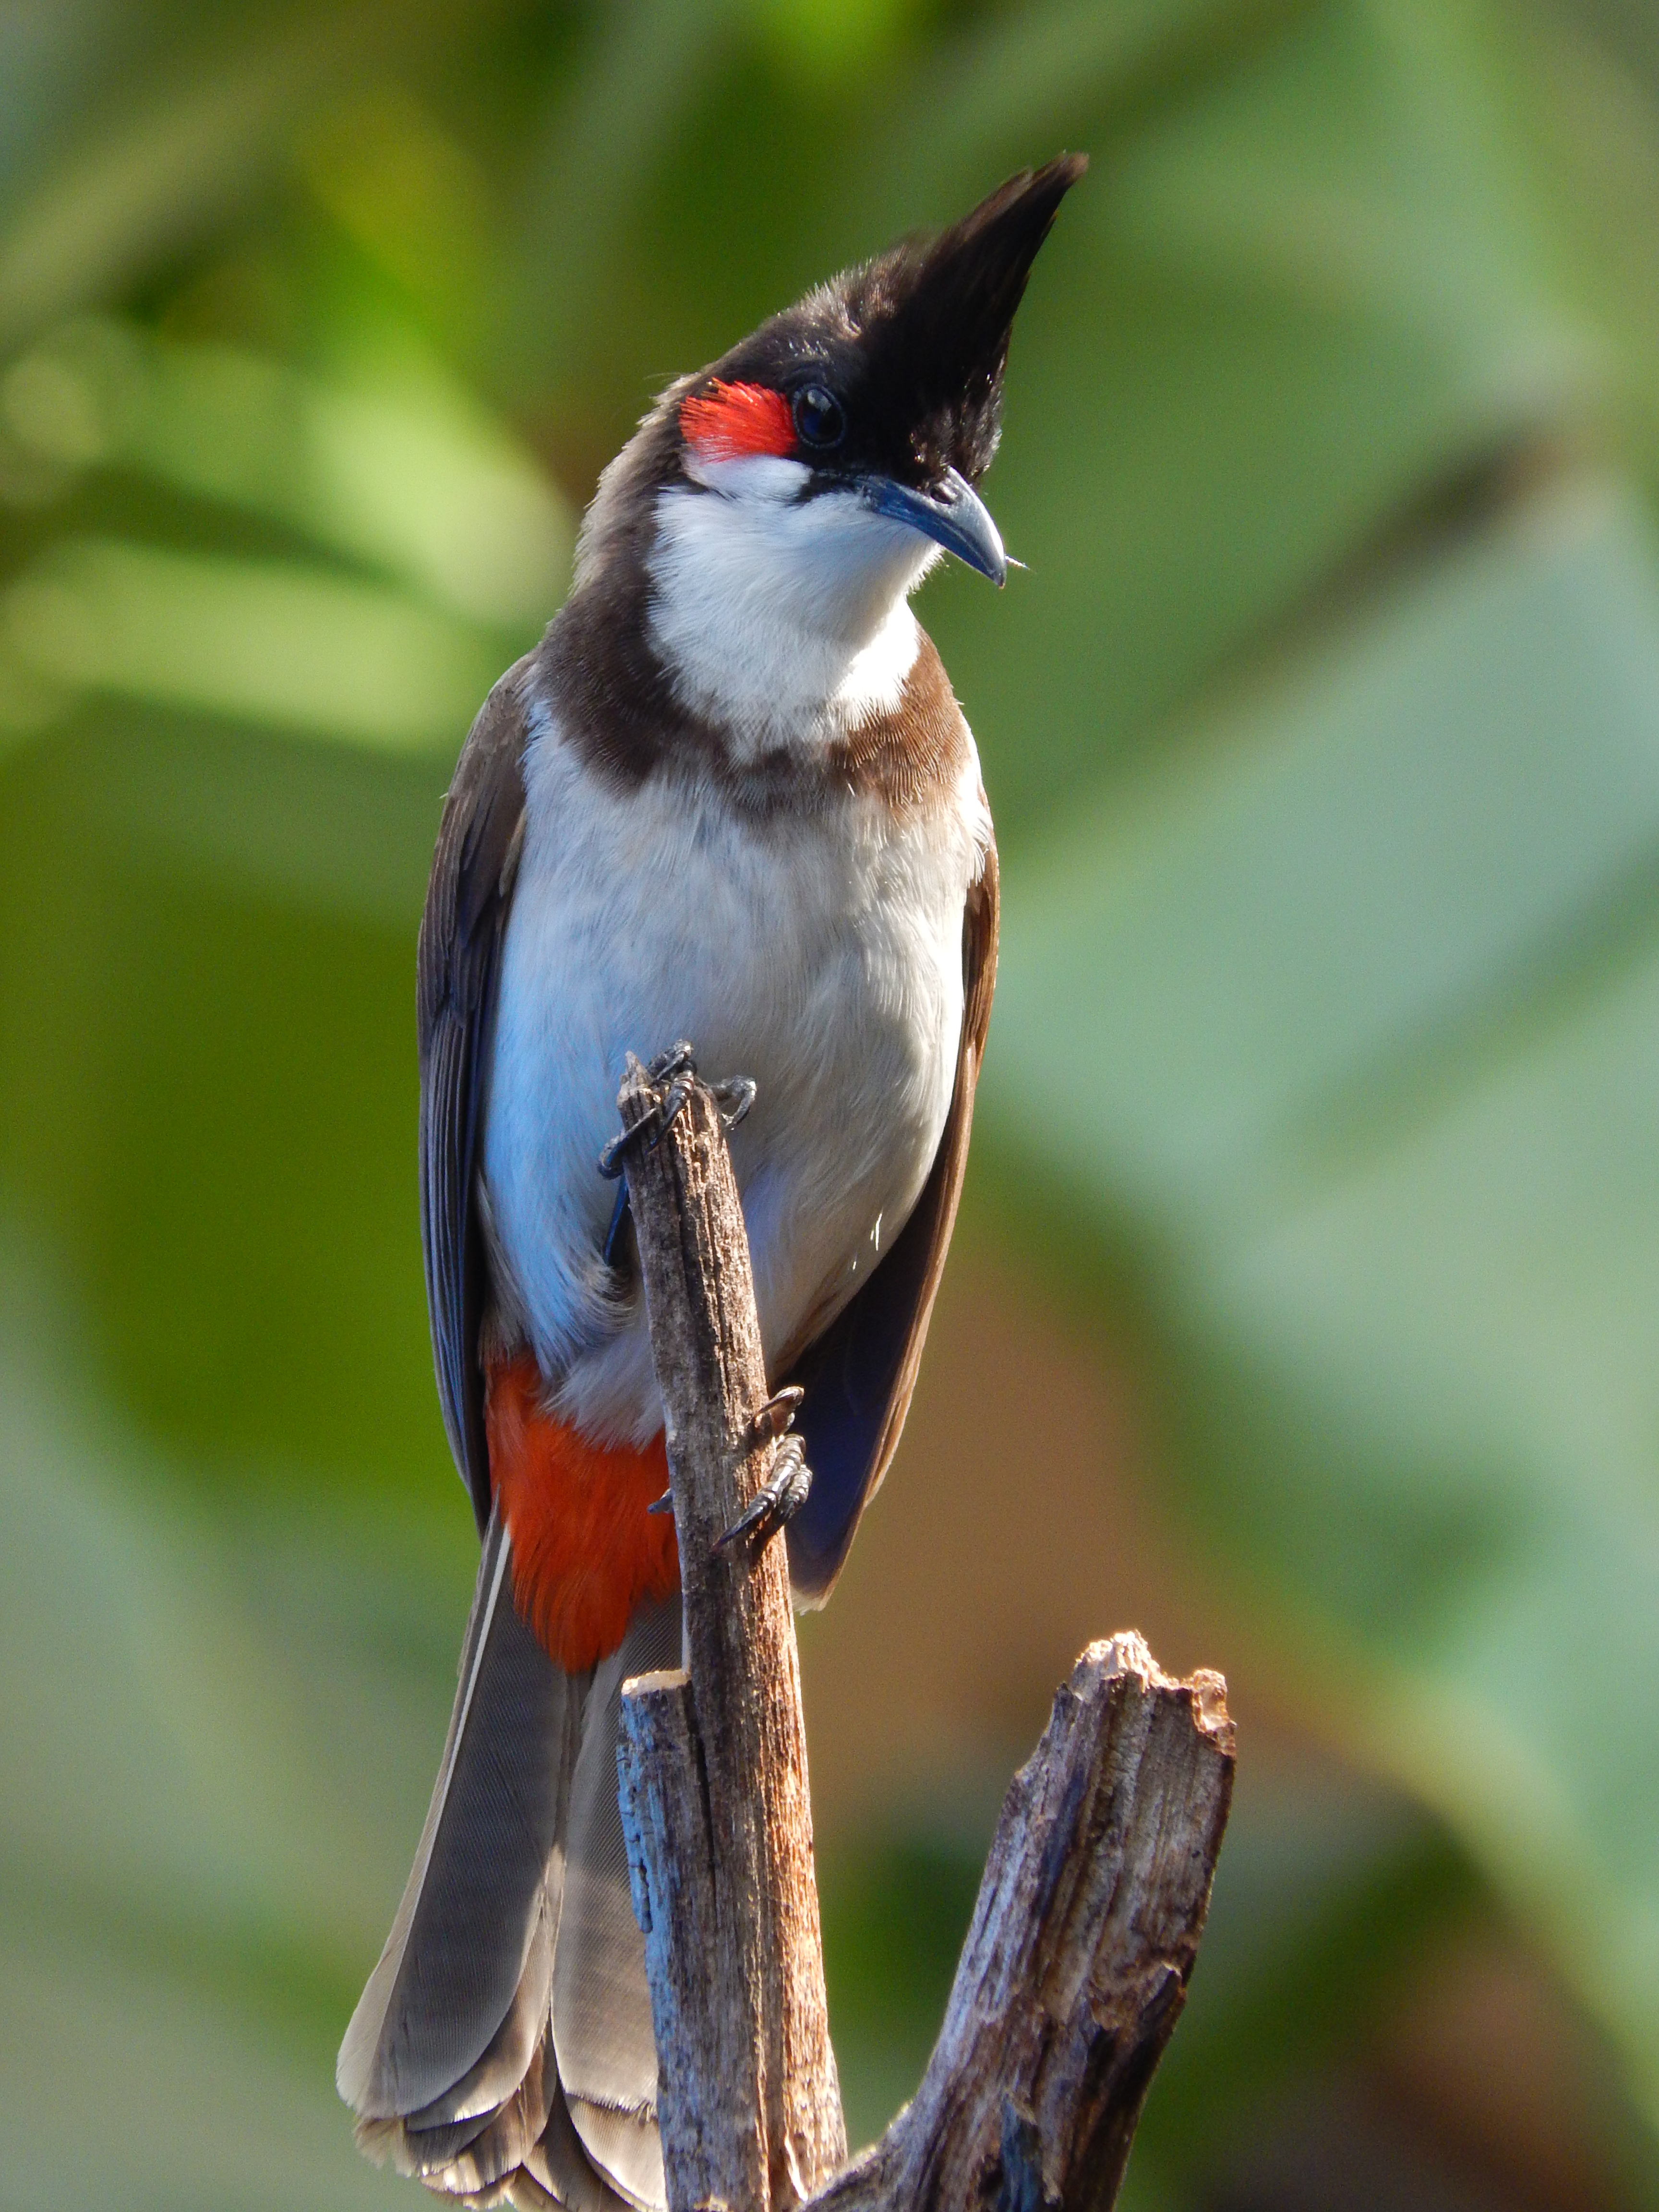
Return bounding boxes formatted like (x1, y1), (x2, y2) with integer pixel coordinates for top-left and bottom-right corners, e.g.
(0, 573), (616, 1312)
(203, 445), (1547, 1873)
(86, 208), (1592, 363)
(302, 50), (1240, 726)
(481, 706), (992, 1447)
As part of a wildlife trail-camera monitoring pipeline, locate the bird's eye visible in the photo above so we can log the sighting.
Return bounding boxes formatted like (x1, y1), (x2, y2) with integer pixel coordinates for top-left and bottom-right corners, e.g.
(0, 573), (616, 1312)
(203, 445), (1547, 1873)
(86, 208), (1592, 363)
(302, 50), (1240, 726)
(793, 384), (845, 450)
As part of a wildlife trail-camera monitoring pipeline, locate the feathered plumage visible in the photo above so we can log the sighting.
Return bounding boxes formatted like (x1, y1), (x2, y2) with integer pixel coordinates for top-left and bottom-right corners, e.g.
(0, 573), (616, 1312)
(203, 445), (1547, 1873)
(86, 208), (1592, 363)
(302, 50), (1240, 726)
(341, 157), (1082, 2208)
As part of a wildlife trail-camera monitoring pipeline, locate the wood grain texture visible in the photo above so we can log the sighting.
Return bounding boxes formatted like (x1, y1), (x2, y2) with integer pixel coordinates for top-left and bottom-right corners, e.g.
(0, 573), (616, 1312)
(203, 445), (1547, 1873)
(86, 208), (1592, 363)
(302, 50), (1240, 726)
(613, 1060), (845, 2212)
(809, 1633), (1234, 2212)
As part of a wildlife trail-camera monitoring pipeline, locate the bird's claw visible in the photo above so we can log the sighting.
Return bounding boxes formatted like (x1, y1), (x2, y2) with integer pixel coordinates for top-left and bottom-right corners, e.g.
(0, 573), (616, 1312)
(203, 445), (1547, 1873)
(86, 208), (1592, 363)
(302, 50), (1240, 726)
(646, 1487), (674, 1517)
(648, 1040), (696, 1084)
(711, 1076), (757, 1129)
(715, 1436), (812, 1555)
(655, 1074), (693, 1140)
(598, 1043), (698, 1177)
(657, 1057), (756, 1143)
(749, 1385), (803, 1446)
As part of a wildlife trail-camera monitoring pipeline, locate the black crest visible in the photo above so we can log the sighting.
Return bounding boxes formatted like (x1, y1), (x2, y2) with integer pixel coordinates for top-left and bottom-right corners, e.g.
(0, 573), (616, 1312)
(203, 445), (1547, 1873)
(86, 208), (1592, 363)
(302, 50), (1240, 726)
(709, 153), (1087, 489)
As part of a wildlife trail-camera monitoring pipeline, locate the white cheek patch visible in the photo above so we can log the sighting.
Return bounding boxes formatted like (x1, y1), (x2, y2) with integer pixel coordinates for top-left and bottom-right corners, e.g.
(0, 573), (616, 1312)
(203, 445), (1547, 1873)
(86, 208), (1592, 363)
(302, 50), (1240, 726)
(683, 449), (810, 501)
(648, 478), (938, 750)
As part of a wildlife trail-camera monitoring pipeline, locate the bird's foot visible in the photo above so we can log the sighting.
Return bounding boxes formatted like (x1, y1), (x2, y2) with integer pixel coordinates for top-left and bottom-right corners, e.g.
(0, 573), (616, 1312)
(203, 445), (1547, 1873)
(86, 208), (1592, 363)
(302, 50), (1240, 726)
(647, 1487), (674, 1517)
(649, 1042), (698, 1140)
(715, 1436), (812, 1554)
(596, 1121), (638, 1178)
(599, 1049), (756, 1180)
(648, 1040), (696, 1084)
(659, 1060), (755, 1142)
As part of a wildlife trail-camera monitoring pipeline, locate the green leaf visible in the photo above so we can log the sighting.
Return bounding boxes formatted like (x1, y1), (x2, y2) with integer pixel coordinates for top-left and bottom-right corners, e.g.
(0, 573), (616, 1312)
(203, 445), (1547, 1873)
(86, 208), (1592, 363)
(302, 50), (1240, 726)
(1, 536), (505, 747)
(1, 317), (572, 625)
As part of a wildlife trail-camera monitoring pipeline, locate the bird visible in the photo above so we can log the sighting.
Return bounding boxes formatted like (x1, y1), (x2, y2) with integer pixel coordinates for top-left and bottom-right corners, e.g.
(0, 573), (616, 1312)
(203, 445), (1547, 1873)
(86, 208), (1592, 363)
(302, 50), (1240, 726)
(337, 154), (1085, 2212)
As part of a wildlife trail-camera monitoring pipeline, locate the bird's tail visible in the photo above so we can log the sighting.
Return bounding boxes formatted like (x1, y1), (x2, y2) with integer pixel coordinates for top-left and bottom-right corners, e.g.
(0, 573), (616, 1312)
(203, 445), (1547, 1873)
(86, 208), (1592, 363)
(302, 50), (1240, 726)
(338, 1507), (677, 2210)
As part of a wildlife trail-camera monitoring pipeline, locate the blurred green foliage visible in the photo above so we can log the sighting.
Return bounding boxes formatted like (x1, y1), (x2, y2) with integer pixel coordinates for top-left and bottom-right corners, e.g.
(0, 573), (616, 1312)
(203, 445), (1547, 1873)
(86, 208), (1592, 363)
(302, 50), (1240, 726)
(4, 0), (1659, 2204)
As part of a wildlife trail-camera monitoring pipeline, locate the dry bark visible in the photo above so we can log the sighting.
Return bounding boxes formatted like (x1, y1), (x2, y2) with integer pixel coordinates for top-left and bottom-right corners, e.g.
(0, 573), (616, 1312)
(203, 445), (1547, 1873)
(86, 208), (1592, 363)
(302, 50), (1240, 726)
(613, 1057), (845, 2212)
(809, 1635), (1235, 2212)
(611, 1059), (1234, 2212)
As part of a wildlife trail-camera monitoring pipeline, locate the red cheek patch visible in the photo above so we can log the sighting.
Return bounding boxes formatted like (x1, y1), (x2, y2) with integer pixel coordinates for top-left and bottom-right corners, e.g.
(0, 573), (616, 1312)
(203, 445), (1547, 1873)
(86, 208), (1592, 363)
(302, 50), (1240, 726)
(679, 380), (794, 463)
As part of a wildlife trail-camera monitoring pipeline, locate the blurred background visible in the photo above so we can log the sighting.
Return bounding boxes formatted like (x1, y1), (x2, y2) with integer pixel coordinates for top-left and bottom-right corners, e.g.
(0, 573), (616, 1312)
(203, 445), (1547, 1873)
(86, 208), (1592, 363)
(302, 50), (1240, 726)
(2, 0), (1659, 2206)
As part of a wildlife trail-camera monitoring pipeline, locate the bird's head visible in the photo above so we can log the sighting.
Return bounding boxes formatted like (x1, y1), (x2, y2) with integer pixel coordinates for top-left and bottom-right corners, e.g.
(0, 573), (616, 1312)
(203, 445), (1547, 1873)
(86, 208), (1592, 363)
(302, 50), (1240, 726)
(571, 156), (1086, 752)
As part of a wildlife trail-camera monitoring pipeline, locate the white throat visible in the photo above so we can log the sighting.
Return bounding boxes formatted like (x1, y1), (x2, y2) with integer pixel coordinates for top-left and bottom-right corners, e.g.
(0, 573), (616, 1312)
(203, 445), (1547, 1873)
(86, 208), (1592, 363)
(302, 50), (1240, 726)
(645, 454), (938, 755)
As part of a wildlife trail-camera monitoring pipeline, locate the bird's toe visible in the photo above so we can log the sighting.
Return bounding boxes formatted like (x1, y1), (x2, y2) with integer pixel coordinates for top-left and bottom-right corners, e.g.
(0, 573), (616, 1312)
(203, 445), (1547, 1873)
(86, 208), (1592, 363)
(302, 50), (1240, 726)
(715, 1437), (812, 1555)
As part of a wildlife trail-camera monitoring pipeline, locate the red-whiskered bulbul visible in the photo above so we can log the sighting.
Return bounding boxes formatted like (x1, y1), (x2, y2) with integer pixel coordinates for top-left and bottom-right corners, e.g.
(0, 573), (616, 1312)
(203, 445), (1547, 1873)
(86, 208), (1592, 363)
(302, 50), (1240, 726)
(338, 155), (1085, 2211)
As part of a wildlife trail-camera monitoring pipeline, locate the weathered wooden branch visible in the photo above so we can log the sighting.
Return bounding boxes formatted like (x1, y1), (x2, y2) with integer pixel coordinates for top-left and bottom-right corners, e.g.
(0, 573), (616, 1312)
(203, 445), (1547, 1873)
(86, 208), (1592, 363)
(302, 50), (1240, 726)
(613, 1057), (846, 2212)
(612, 1058), (1235, 2212)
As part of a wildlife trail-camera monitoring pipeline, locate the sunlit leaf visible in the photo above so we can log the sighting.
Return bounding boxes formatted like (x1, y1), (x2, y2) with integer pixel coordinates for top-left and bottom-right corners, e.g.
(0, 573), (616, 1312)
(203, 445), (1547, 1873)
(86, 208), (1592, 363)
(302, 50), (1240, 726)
(2, 318), (572, 627)
(0, 14), (353, 358)
(297, 85), (503, 343)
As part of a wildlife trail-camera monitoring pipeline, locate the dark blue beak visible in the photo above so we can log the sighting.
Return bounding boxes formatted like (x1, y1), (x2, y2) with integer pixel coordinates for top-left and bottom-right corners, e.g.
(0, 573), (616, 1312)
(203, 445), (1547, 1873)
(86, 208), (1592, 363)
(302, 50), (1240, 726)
(860, 466), (1008, 586)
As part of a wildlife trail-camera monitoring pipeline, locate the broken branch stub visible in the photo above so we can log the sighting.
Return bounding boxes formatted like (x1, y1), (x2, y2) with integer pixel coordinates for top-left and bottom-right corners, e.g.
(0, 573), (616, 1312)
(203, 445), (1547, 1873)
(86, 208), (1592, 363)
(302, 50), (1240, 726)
(810, 1635), (1234, 2212)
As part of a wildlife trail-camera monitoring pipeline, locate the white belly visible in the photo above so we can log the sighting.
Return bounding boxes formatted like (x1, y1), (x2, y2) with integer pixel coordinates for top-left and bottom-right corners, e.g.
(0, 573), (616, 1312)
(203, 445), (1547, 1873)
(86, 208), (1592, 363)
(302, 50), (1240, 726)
(481, 710), (992, 1446)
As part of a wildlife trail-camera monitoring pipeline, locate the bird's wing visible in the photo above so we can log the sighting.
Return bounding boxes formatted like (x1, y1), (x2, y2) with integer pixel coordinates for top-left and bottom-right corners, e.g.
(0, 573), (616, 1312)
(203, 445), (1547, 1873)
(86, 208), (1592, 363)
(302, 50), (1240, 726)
(785, 831), (999, 1602)
(418, 656), (532, 1529)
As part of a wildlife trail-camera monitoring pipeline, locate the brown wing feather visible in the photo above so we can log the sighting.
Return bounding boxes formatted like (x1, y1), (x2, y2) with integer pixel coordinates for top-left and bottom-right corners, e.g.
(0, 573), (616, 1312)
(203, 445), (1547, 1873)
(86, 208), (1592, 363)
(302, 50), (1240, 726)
(869, 835), (998, 1477)
(784, 831), (999, 1601)
(418, 655), (532, 1529)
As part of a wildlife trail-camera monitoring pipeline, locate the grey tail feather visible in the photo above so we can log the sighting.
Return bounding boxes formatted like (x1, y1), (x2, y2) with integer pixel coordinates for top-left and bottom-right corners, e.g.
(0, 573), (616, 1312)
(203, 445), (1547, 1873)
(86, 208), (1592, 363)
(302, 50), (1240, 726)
(553, 1593), (681, 2211)
(339, 1505), (678, 2211)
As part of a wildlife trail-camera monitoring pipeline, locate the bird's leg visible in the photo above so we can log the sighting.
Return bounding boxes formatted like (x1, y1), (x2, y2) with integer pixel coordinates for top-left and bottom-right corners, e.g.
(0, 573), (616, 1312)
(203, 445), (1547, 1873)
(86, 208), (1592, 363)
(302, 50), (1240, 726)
(601, 1050), (755, 1178)
(716, 1435), (813, 1554)
(601, 1178), (633, 1268)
